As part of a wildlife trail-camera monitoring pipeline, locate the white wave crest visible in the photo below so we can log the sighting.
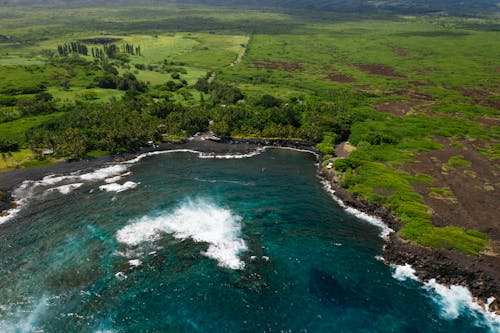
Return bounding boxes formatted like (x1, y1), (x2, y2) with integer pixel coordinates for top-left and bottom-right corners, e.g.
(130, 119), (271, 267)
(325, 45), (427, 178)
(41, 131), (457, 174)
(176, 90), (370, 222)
(2, 146), (315, 225)
(0, 165), (130, 224)
(104, 172), (132, 184)
(0, 200), (24, 225)
(424, 279), (500, 330)
(391, 264), (419, 281)
(47, 183), (84, 195)
(194, 178), (255, 186)
(198, 148), (265, 159)
(124, 149), (202, 164)
(0, 181), (37, 225)
(79, 165), (128, 181)
(99, 181), (138, 193)
(124, 148), (266, 163)
(321, 179), (393, 240)
(116, 198), (247, 270)
(128, 259), (142, 267)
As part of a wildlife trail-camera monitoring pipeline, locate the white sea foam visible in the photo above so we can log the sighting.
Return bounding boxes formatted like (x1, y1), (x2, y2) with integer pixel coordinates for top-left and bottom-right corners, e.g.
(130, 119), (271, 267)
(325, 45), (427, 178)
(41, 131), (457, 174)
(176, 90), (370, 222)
(1, 146), (315, 224)
(194, 178), (255, 186)
(128, 259), (142, 267)
(79, 165), (129, 181)
(124, 149), (201, 164)
(391, 264), (419, 281)
(321, 179), (393, 240)
(47, 183), (84, 195)
(104, 172), (131, 184)
(0, 181), (37, 225)
(122, 146), (317, 164)
(424, 279), (500, 330)
(99, 181), (138, 193)
(116, 198), (247, 270)
(0, 200), (24, 225)
(0, 164), (131, 224)
(199, 148), (265, 159)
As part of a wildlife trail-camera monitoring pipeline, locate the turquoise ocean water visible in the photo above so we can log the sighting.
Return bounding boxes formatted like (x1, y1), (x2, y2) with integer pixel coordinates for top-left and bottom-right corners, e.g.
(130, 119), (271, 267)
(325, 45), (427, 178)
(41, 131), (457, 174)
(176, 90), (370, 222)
(0, 150), (498, 332)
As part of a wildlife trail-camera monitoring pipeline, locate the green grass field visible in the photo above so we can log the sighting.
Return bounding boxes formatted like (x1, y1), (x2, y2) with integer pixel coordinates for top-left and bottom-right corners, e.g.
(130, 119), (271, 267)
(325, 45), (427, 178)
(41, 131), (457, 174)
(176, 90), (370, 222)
(0, 4), (498, 255)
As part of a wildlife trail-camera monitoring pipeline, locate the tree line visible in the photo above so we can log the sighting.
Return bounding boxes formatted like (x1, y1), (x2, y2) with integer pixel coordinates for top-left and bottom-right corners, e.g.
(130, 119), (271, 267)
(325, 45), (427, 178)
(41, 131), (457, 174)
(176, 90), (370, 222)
(57, 42), (142, 59)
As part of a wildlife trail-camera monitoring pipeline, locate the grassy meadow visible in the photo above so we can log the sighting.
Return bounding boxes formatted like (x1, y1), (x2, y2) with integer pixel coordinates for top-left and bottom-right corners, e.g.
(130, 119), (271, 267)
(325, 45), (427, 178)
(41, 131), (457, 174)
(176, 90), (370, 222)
(0, 4), (498, 255)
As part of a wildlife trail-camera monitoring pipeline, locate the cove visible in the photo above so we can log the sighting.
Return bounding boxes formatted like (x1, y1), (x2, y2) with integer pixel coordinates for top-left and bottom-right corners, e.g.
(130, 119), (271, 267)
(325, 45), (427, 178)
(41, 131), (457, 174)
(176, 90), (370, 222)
(0, 150), (497, 332)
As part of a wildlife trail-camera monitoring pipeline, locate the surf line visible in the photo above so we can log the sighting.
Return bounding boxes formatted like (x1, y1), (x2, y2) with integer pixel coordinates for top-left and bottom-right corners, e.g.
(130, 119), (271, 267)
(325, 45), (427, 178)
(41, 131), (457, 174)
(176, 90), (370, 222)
(320, 173), (500, 327)
(0, 146), (317, 225)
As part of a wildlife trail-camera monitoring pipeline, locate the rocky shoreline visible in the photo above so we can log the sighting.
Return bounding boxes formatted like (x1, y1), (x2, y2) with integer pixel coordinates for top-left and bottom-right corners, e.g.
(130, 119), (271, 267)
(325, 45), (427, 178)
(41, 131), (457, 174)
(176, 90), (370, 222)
(321, 169), (500, 314)
(1, 138), (498, 315)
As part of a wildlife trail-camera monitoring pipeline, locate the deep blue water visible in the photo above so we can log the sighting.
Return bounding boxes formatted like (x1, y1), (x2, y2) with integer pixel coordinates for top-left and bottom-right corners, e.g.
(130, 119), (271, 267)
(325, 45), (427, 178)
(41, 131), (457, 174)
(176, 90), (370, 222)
(0, 150), (497, 332)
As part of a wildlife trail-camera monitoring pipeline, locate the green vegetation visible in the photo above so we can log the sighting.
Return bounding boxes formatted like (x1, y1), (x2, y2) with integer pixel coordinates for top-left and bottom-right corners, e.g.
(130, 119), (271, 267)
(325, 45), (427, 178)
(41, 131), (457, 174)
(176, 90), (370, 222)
(0, 3), (498, 255)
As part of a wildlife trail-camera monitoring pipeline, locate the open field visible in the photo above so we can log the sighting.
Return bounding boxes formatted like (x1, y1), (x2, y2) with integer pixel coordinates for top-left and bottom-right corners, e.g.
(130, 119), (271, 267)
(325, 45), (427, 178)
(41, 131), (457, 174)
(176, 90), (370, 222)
(0, 4), (498, 255)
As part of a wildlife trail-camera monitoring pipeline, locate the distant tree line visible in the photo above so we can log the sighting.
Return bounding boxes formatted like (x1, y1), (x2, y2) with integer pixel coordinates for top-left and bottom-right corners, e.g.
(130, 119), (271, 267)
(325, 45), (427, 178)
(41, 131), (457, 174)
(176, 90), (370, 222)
(57, 42), (142, 59)
(57, 42), (88, 56)
(123, 43), (141, 56)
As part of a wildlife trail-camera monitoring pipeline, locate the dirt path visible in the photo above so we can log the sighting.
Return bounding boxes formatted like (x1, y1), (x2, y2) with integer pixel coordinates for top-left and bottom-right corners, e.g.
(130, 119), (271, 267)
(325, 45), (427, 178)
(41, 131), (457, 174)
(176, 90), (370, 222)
(207, 71), (217, 84)
(207, 33), (252, 84)
(231, 34), (251, 66)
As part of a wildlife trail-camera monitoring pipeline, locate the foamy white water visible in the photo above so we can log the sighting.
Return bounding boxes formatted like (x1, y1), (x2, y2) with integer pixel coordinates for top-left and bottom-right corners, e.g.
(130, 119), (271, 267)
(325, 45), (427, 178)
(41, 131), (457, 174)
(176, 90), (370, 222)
(0, 181), (38, 225)
(99, 181), (138, 193)
(0, 199), (24, 225)
(0, 164), (131, 224)
(424, 279), (500, 331)
(391, 264), (419, 281)
(123, 146), (316, 164)
(116, 198), (247, 270)
(105, 172), (132, 184)
(321, 179), (393, 240)
(79, 165), (129, 181)
(1, 146), (315, 225)
(47, 183), (84, 195)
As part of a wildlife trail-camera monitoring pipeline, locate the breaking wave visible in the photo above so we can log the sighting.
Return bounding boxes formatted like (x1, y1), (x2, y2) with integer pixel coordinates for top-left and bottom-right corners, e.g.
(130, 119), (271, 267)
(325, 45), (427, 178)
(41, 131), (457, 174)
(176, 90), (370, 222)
(46, 183), (84, 195)
(424, 279), (500, 331)
(116, 198), (247, 270)
(391, 263), (500, 331)
(99, 181), (138, 193)
(391, 264), (419, 282)
(321, 179), (393, 240)
(0, 165), (130, 224)
(1, 146), (316, 224)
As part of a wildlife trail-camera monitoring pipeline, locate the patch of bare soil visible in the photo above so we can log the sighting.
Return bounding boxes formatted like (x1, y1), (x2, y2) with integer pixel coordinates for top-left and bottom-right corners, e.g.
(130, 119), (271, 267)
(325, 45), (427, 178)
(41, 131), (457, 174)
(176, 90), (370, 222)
(376, 100), (418, 116)
(414, 67), (435, 75)
(375, 100), (420, 116)
(409, 80), (435, 87)
(476, 117), (500, 128)
(373, 188), (394, 196)
(354, 64), (407, 78)
(386, 88), (435, 101)
(455, 87), (500, 110)
(394, 47), (407, 57)
(250, 60), (301, 72)
(334, 141), (356, 158)
(326, 73), (357, 83)
(402, 137), (500, 241)
(376, 88), (437, 116)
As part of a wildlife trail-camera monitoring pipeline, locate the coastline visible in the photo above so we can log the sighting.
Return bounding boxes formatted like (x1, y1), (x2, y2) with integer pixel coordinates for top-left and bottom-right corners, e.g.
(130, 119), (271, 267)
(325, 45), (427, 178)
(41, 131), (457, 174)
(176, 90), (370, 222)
(320, 169), (500, 315)
(0, 138), (498, 317)
(0, 138), (314, 214)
